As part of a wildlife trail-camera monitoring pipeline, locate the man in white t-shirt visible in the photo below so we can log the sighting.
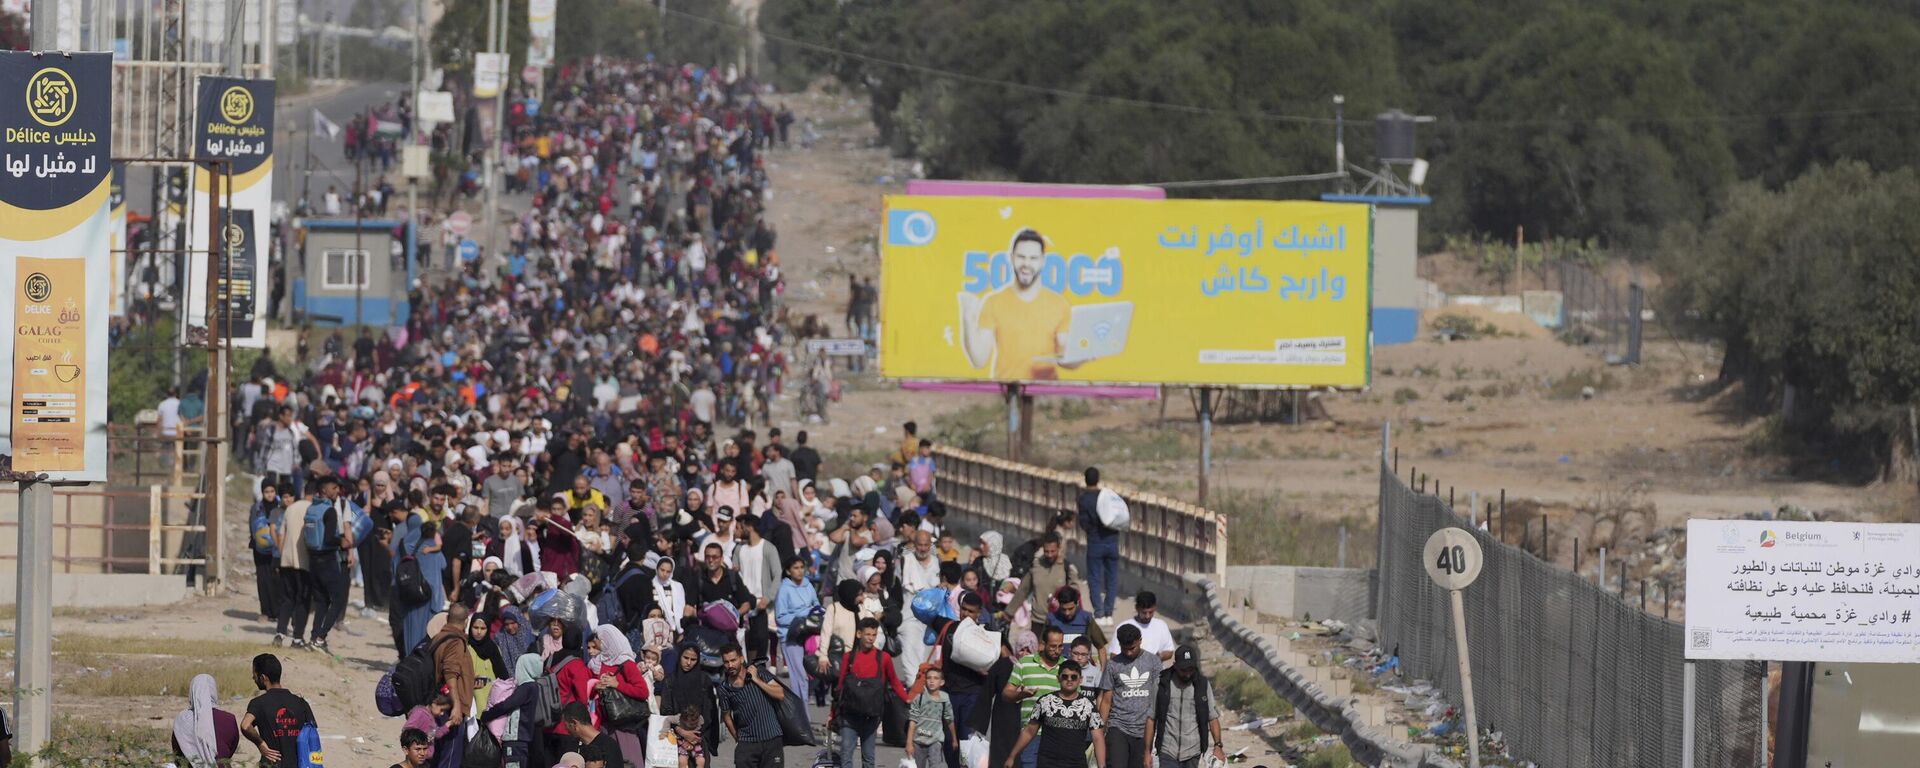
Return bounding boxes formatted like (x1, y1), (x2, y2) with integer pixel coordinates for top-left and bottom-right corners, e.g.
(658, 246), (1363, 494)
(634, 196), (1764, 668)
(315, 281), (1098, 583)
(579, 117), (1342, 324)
(1105, 591), (1176, 663)
(689, 386), (717, 425)
(157, 388), (183, 439)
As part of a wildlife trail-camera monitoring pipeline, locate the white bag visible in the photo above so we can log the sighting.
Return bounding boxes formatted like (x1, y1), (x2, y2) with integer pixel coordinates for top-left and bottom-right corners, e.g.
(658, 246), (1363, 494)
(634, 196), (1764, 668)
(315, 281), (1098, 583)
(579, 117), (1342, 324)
(959, 735), (991, 768)
(951, 618), (1001, 674)
(1096, 488), (1131, 531)
(646, 714), (679, 768)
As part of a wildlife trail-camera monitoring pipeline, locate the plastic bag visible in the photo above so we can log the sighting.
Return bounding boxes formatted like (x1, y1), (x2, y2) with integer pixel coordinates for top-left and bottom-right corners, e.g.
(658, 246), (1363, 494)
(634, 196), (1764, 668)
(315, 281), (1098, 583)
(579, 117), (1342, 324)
(959, 735), (990, 768)
(1096, 488), (1131, 531)
(645, 715), (679, 768)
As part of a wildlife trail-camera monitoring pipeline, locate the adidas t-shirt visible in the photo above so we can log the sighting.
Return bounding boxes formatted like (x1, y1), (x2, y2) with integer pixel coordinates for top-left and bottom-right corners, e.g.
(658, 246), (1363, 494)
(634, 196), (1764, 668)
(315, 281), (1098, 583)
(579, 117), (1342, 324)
(1029, 691), (1102, 768)
(1101, 652), (1161, 737)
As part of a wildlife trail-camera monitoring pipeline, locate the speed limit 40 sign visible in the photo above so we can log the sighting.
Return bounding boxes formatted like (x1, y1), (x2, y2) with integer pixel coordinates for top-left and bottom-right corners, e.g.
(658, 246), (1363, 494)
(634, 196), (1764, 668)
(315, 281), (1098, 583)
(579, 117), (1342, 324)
(1423, 527), (1484, 591)
(1422, 525), (1486, 767)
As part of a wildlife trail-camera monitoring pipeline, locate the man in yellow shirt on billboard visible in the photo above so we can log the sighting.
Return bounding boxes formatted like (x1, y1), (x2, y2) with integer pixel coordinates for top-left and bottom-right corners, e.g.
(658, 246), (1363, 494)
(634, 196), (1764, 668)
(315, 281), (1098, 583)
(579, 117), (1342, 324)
(962, 228), (1072, 380)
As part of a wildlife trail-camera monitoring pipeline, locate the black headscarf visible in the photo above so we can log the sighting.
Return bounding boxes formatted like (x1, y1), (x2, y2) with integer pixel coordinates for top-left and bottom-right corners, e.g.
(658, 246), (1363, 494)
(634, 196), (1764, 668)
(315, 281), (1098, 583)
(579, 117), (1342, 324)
(834, 578), (862, 611)
(468, 612), (510, 680)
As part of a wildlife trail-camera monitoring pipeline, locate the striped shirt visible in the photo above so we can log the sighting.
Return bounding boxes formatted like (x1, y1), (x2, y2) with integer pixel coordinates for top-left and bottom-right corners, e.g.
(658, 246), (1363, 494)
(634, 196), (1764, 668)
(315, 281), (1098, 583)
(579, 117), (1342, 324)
(1010, 653), (1062, 723)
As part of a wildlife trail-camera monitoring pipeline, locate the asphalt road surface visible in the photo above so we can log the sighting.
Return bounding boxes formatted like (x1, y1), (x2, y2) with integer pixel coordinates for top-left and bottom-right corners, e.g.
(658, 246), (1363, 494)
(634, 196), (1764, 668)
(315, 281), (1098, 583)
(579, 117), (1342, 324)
(275, 80), (411, 209)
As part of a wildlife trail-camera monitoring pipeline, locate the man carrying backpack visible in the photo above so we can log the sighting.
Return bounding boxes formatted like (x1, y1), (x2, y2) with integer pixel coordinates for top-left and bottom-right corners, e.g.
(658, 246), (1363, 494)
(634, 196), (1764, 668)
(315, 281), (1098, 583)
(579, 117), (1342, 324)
(241, 654), (317, 768)
(305, 475), (361, 654)
(1144, 645), (1223, 768)
(250, 479), (286, 624)
(831, 618), (910, 768)
(275, 488), (316, 649)
(1077, 467), (1120, 622)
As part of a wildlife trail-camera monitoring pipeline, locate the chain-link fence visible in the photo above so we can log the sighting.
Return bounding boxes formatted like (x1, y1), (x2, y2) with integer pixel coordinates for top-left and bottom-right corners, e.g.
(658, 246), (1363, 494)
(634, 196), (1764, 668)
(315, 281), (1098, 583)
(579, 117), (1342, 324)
(1549, 259), (1643, 365)
(1374, 458), (1765, 767)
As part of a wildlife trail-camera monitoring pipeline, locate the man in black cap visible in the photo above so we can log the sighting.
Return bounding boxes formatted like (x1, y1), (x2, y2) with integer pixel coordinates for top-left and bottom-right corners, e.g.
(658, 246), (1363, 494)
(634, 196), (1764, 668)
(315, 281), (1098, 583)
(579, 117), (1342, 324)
(1145, 645), (1224, 768)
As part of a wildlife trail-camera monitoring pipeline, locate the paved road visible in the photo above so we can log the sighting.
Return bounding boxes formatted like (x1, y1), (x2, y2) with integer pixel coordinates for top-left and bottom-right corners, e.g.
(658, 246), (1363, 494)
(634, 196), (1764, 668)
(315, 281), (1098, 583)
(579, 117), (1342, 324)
(274, 80), (410, 209)
(710, 687), (913, 768)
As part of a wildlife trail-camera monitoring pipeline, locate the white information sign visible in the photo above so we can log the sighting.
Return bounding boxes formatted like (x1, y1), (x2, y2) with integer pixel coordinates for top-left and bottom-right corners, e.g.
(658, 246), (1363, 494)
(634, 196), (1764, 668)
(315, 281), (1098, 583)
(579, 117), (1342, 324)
(806, 338), (867, 357)
(1684, 519), (1920, 664)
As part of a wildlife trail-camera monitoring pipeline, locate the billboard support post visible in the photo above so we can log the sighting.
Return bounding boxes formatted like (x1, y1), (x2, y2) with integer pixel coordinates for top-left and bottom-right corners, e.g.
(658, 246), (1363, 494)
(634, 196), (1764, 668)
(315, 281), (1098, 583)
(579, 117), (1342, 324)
(1197, 387), (1214, 505)
(1019, 391), (1034, 460)
(1004, 384), (1022, 462)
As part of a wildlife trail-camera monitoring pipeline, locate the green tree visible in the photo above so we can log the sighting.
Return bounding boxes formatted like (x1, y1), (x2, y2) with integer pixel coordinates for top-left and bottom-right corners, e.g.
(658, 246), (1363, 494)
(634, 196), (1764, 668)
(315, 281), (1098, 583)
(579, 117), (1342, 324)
(1662, 162), (1920, 485)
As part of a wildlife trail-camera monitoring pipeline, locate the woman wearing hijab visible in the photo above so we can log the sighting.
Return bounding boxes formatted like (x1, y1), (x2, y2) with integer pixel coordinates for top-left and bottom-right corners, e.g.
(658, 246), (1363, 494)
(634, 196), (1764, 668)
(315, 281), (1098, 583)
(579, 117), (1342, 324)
(660, 643), (721, 757)
(817, 578), (862, 677)
(773, 482), (813, 554)
(651, 556), (690, 628)
(494, 606), (536, 673)
(497, 515), (541, 577)
(481, 653), (548, 768)
(544, 629), (597, 757)
(170, 673), (239, 767)
(972, 531), (1010, 584)
(868, 550), (906, 641)
(468, 612), (511, 707)
(588, 624), (651, 766)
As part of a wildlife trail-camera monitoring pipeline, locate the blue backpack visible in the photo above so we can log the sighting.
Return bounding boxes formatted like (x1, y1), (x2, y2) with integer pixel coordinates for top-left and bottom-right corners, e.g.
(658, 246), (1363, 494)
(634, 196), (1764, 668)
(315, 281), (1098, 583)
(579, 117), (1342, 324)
(249, 507), (277, 557)
(302, 500), (336, 551)
(595, 568), (645, 629)
(296, 721), (324, 767)
(303, 499), (372, 551)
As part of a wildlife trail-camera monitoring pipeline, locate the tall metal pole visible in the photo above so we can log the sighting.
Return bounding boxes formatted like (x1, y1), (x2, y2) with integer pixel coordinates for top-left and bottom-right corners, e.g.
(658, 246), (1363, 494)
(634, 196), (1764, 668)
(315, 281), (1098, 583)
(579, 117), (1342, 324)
(18, 6), (60, 761)
(481, 0), (501, 266)
(408, 0), (420, 236)
(354, 114), (365, 328)
(205, 160), (228, 592)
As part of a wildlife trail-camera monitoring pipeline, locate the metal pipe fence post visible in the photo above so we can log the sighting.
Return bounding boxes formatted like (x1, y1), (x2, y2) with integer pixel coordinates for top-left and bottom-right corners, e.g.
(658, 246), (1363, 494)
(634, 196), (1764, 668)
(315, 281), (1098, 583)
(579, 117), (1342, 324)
(1338, 525), (1347, 569)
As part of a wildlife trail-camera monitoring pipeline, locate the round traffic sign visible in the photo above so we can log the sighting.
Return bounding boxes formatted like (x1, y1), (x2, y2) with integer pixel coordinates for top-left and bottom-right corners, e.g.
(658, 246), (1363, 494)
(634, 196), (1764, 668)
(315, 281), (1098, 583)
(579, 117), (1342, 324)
(446, 210), (473, 237)
(1423, 527), (1484, 591)
(523, 65), (542, 84)
(458, 239), (481, 262)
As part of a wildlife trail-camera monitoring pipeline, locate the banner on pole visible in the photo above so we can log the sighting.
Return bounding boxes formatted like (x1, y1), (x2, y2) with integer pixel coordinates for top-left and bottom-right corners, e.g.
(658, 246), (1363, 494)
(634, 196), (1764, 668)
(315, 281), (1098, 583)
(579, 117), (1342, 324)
(0, 52), (113, 481)
(473, 53), (505, 98)
(527, 0), (557, 69)
(187, 75), (273, 346)
(109, 162), (127, 318)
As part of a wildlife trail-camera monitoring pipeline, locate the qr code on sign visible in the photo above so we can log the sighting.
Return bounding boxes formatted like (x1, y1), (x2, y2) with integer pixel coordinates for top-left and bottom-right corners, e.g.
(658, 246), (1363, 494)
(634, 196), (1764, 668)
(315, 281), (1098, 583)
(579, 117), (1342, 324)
(1691, 630), (1712, 650)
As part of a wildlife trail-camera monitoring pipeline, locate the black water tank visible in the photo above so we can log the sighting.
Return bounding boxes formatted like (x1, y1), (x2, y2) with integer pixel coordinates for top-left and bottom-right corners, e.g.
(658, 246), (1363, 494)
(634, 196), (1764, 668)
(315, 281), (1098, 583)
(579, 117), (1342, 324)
(1375, 109), (1417, 162)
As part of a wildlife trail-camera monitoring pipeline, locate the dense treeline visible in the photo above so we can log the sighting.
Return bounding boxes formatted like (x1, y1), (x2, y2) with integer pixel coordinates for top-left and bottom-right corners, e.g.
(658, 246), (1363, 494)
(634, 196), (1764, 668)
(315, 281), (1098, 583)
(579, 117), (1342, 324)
(760, 0), (1920, 250)
(761, 0), (1920, 486)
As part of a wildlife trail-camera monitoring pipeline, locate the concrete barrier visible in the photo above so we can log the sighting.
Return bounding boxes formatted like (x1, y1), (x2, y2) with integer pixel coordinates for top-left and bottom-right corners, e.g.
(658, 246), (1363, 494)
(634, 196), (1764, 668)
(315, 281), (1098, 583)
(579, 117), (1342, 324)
(0, 572), (188, 608)
(1186, 574), (1458, 768)
(1223, 565), (1373, 624)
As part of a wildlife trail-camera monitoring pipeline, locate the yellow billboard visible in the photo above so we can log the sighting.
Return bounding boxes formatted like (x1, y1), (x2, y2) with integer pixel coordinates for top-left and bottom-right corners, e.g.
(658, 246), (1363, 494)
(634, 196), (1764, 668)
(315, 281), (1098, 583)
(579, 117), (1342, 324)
(879, 196), (1372, 388)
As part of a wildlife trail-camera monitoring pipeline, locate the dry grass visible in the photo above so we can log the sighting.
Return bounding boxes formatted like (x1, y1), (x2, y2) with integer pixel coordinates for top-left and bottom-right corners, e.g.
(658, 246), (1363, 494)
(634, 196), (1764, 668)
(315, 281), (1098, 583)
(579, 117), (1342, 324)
(57, 652), (257, 698)
(0, 633), (265, 657)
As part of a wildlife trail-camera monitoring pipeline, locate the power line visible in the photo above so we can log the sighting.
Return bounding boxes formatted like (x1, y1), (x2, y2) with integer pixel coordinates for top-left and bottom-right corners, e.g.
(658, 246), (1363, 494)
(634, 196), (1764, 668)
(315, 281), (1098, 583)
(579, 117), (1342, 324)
(662, 6), (1339, 126)
(676, 6), (1920, 130)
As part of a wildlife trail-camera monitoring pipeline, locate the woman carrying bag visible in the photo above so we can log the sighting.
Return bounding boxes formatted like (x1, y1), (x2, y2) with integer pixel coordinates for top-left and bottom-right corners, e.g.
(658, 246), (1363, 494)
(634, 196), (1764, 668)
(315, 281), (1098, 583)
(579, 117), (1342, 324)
(589, 625), (652, 768)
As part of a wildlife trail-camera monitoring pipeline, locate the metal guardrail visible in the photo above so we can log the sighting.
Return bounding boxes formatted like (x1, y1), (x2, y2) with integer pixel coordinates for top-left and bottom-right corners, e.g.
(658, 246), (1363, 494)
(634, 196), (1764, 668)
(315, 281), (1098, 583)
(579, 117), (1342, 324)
(0, 485), (206, 575)
(932, 446), (1226, 586)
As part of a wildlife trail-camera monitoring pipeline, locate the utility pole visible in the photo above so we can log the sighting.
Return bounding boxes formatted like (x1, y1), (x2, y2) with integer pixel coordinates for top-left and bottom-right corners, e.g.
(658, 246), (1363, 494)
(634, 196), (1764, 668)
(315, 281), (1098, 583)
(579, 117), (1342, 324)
(17, 6), (58, 760)
(408, 0), (420, 240)
(482, 0), (502, 267)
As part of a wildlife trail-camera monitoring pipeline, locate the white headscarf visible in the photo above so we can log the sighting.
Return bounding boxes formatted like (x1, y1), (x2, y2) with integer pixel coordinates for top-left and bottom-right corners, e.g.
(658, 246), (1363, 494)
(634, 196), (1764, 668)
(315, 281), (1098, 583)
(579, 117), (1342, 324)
(171, 673), (220, 767)
(500, 516), (541, 577)
(591, 624), (637, 673)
